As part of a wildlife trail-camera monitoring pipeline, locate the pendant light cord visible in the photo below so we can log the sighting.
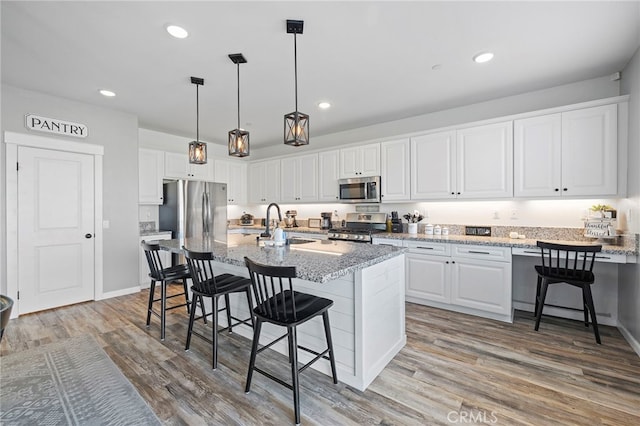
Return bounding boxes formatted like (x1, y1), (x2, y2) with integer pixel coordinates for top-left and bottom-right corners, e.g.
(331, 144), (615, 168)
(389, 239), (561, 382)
(237, 63), (241, 130)
(294, 32), (298, 113)
(196, 83), (199, 142)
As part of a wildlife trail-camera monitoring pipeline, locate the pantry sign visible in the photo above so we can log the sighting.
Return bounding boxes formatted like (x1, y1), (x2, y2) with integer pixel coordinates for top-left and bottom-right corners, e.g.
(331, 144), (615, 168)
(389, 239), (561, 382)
(25, 114), (88, 138)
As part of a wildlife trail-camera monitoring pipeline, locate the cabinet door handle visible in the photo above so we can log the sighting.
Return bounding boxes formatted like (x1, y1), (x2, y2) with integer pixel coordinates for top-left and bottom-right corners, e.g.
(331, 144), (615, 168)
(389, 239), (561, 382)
(523, 250), (540, 254)
(416, 246), (434, 250)
(554, 188), (559, 192)
(563, 188), (568, 191)
(468, 250), (491, 255)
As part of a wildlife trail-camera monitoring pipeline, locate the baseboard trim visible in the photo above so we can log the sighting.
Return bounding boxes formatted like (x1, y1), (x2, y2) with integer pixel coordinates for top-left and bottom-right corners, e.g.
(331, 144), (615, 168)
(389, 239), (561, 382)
(98, 286), (140, 300)
(618, 323), (640, 358)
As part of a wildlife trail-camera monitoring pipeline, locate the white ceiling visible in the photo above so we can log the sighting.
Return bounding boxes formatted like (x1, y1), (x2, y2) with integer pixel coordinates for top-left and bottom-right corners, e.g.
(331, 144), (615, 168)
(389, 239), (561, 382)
(2, 1), (639, 152)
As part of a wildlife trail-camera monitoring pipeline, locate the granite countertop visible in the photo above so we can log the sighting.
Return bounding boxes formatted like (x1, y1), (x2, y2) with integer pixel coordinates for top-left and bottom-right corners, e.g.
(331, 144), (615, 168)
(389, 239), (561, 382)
(373, 232), (638, 256)
(159, 234), (404, 283)
(228, 225), (328, 234)
(140, 230), (172, 237)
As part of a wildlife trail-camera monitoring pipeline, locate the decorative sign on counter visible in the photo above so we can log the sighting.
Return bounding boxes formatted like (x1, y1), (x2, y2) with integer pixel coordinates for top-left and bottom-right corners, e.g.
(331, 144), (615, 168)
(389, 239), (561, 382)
(584, 220), (617, 239)
(25, 114), (88, 138)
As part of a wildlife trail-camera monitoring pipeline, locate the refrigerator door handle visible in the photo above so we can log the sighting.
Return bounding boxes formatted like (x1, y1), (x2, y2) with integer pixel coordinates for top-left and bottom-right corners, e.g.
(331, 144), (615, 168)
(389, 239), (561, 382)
(202, 192), (207, 234)
(205, 191), (211, 235)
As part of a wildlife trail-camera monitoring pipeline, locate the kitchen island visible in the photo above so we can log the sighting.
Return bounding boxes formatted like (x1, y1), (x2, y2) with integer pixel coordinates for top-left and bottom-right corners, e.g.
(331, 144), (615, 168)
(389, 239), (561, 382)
(158, 234), (406, 391)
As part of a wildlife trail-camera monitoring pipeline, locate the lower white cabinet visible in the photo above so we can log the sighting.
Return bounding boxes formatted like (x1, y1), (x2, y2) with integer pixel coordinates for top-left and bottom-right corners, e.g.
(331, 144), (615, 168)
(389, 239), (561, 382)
(403, 241), (512, 322)
(139, 234), (172, 288)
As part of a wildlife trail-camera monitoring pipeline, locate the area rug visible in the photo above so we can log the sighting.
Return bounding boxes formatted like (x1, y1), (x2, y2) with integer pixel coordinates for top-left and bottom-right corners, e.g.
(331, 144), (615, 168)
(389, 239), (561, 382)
(0, 335), (161, 425)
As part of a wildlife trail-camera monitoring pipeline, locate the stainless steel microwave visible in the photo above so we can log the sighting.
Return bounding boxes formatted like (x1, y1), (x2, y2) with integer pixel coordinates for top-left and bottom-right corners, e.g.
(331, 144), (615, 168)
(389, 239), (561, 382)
(338, 176), (381, 203)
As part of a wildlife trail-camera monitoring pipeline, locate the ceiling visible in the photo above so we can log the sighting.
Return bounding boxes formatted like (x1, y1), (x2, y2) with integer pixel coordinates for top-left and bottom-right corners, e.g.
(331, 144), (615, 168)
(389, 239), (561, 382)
(2, 1), (639, 153)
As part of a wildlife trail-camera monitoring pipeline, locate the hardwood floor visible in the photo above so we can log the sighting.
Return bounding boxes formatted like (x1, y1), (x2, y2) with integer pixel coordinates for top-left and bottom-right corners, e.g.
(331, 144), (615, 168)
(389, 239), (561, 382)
(2, 286), (639, 425)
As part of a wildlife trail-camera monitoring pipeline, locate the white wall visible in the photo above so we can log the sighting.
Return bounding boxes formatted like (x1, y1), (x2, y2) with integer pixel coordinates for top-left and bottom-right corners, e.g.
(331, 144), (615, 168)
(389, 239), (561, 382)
(1, 84), (140, 294)
(619, 46), (640, 348)
(248, 75), (620, 160)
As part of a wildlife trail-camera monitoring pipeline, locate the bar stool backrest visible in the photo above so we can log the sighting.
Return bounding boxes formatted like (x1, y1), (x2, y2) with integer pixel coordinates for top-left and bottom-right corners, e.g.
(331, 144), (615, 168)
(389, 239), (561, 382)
(183, 248), (222, 295)
(141, 241), (166, 280)
(536, 241), (601, 283)
(244, 257), (298, 322)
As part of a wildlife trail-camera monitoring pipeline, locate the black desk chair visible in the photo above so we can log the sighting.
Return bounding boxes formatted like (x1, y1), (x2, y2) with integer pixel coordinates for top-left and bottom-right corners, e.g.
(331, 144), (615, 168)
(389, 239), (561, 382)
(141, 241), (193, 341)
(183, 247), (254, 370)
(534, 241), (603, 344)
(244, 257), (338, 425)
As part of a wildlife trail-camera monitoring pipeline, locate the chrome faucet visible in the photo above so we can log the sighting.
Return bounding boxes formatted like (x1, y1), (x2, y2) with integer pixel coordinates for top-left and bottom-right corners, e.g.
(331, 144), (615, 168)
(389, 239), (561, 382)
(261, 203), (282, 238)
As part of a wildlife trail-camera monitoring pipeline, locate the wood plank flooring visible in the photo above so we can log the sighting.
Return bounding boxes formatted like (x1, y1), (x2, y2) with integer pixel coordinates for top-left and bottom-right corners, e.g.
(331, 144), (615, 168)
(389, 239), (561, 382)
(2, 286), (639, 425)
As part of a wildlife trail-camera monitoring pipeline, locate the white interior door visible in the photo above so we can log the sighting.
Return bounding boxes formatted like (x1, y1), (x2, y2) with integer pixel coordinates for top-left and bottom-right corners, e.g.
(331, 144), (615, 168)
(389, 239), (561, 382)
(17, 146), (95, 314)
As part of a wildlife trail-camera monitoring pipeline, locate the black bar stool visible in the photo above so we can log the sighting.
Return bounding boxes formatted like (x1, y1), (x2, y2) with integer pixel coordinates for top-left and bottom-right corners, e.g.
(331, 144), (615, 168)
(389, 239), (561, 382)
(244, 257), (338, 425)
(534, 241), (603, 344)
(141, 240), (194, 340)
(183, 247), (254, 370)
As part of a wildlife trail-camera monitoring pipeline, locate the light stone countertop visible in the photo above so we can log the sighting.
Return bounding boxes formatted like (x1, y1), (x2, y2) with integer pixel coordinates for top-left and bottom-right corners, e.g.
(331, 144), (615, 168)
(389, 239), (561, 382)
(373, 232), (638, 256)
(159, 233), (405, 283)
(139, 230), (172, 237)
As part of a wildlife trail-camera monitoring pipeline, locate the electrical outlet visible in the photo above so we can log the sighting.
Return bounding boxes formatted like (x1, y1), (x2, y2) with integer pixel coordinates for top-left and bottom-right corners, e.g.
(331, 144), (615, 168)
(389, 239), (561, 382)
(492, 211), (500, 220)
(511, 209), (518, 220)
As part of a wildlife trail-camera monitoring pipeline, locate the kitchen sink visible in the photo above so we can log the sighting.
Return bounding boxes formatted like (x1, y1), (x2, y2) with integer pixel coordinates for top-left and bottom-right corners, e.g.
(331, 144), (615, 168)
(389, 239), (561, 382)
(287, 238), (316, 245)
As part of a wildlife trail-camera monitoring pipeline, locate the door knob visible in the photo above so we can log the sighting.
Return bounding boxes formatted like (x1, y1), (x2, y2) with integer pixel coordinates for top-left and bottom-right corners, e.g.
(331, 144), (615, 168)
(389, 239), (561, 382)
(85, 233), (93, 239)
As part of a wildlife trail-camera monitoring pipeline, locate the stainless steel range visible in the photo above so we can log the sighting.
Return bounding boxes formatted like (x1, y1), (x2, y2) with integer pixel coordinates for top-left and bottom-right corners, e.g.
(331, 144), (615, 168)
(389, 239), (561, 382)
(328, 212), (387, 243)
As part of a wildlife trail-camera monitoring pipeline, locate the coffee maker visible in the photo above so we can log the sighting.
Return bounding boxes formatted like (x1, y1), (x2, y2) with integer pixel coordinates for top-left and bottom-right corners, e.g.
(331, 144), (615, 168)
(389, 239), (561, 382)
(320, 212), (332, 230)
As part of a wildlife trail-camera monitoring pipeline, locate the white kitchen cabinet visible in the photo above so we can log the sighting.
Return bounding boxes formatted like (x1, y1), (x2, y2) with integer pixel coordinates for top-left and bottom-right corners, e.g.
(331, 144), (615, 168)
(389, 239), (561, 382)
(514, 113), (562, 197)
(339, 143), (380, 178)
(139, 149), (164, 204)
(514, 104), (617, 197)
(380, 138), (411, 201)
(456, 121), (513, 199)
(280, 154), (318, 203)
(450, 245), (512, 317)
(318, 150), (340, 202)
(214, 159), (247, 205)
(139, 234), (172, 288)
(561, 104), (617, 196)
(410, 131), (456, 199)
(403, 241), (512, 322)
(164, 152), (213, 181)
(248, 159), (280, 204)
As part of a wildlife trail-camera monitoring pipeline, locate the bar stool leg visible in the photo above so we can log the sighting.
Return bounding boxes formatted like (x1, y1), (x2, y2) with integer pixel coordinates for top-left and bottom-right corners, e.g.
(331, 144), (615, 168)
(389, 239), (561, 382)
(146, 280), (156, 327)
(182, 277), (191, 315)
(534, 280), (549, 331)
(185, 295), (198, 351)
(225, 294), (233, 333)
(212, 296), (219, 370)
(582, 291), (589, 327)
(322, 311), (338, 384)
(245, 289), (255, 329)
(245, 319), (263, 393)
(160, 279), (167, 341)
(534, 276), (542, 317)
(583, 285), (601, 344)
(288, 326), (301, 425)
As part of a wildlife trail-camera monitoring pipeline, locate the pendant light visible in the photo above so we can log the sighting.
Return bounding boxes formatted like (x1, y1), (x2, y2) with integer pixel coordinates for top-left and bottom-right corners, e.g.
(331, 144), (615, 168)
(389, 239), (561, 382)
(188, 76), (207, 164)
(284, 19), (309, 147)
(228, 53), (250, 157)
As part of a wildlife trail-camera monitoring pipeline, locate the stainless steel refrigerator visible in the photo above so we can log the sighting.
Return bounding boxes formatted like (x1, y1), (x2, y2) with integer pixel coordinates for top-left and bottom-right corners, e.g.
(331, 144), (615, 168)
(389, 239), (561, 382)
(159, 180), (227, 262)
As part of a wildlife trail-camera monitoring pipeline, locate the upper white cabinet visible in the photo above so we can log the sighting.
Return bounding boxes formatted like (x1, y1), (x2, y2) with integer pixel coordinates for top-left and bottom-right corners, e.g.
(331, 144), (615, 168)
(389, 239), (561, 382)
(339, 143), (380, 178)
(164, 152), (213, 181)
(456, 121), (513, 199)
(561, 104), (617, 196)
(139, 149), (164, 204)
(214, 159), (247, 205)
(411, 122), (513, 200)
(514, 104), (617, 197)
(280, 154), (318, 203)
(411, 131), (456, 199)
(318, 150), (340, 202)
(248, 159), (280, 204)
(380, 138), (411, 201)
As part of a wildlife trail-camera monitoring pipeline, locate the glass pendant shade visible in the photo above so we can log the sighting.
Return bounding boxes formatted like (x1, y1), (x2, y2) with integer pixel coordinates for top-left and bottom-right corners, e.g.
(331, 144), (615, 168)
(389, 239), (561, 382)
(188, 140), (207, 164)
(228, 128), (250, 157)
(284, 111), (309, 146)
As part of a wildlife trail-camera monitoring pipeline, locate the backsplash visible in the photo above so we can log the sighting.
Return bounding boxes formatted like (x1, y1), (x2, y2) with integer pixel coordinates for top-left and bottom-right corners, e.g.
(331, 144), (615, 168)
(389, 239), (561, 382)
(139, 221), (156, 233)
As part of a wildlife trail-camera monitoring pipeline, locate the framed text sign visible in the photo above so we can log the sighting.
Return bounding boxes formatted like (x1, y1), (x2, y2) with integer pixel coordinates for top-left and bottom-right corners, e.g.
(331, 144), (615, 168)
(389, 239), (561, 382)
(25, 114), (88, 138)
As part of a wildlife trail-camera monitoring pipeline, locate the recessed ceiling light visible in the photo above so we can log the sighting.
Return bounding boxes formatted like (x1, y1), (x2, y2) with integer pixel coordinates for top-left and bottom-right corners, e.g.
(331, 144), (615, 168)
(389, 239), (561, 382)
(431, 64), (442, 71)
(473, 52), (494, 64)
(166, 25), (188, 39)
(99, 89), (116, 97)
(318, 102), (331, 109)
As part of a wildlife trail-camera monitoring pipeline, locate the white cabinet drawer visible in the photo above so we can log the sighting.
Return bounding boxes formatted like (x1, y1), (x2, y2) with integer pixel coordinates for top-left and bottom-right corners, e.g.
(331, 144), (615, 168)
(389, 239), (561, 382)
(452, 244), (511, 262)
(405, 240), (450, 256)
(372, 238), (404, 247)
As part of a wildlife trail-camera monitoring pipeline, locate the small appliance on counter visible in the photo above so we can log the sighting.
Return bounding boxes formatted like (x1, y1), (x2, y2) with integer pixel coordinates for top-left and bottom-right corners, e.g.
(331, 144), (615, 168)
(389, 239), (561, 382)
(320, 212), (333, 229)
(390, 211), (403, 233)
(284, 210), (299, 228)
(240, 212), (254, 226)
